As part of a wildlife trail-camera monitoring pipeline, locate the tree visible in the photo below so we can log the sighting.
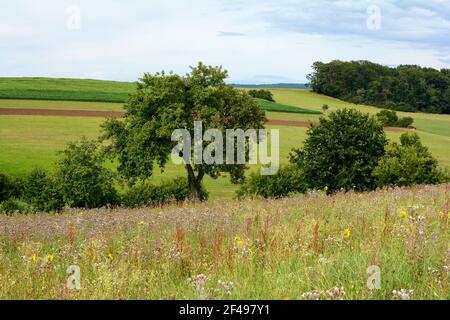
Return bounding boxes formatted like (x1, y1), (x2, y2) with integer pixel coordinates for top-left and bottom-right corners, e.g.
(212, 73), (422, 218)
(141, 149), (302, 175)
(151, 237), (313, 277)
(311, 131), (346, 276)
(55, 138), (118, 208)
(290, 108), (387, 193)
(373, 133), (447, 187)
(102, 63), (266, 200)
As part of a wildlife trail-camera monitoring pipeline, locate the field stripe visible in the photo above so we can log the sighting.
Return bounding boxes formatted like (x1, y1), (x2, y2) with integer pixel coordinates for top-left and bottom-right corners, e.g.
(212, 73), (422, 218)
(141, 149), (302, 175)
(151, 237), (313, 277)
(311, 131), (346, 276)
(0, 108), (408, 131)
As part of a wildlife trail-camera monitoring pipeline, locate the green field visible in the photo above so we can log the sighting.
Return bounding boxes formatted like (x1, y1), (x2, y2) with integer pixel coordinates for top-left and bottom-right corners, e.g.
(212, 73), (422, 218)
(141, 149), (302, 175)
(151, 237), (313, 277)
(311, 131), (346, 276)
(1, 78), (450, 200)
(0, 78), (135, 103)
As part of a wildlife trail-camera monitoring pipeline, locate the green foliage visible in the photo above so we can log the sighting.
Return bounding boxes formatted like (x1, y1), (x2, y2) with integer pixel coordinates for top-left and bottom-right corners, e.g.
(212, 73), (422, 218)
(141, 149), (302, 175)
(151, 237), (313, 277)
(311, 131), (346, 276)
(376, 110), (399, 126)
(248, 89), (275, 102)
(0, 198), (32, 215)
(102, 62), (266, 200)
(290, 108), (387, 193)
(308, 60), (450, 114)
(376, 110), (414, 128)
(55, 138), (118, 208)
(236, 165), (307, 199)
(255, 98), (321, 114)
(121, 177), (205, 208)
(0, 173), (21, 202)
(396, 116), (414, 128)
(22, 169), (64, 212)
(373, 133), (447, 187)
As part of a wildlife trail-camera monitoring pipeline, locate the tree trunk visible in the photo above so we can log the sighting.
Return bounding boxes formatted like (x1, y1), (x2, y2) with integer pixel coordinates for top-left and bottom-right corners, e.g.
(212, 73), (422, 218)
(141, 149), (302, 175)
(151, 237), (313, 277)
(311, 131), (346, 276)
(185, 164), (204, 201)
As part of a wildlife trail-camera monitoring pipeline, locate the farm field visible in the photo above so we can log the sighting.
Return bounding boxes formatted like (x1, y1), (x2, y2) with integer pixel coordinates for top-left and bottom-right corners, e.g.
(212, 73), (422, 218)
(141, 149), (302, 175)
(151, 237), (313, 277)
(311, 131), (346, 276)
(1, 78), (450, 200)
(0, 184), (448, 299)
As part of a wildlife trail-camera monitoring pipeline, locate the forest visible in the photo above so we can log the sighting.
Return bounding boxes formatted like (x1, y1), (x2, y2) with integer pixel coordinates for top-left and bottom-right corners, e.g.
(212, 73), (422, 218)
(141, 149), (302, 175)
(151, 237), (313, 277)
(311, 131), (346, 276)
(307, 60), (450, 114)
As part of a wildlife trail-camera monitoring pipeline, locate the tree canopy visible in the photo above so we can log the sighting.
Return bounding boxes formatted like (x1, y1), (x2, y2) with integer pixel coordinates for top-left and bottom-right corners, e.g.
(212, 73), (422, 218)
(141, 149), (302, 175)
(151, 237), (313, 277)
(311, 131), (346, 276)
(307, 60), (450, 114)
(102, 62), (266, 200)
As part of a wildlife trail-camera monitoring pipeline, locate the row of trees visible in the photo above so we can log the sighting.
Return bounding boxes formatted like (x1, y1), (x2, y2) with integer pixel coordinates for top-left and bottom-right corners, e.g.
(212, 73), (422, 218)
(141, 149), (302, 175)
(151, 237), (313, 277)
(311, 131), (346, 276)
(307, 60), (450, 114)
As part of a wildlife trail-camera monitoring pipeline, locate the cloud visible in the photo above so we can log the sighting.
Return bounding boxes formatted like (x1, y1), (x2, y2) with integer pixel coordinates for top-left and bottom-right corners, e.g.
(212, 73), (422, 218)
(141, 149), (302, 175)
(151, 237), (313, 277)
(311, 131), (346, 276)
(0, 0), (449, 82)
(217, 31), (246, 37)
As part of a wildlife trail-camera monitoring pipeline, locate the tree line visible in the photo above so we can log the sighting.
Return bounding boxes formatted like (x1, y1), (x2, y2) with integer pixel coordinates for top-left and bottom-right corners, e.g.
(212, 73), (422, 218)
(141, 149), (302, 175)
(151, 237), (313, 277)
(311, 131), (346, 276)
(307, 60), (450, 114)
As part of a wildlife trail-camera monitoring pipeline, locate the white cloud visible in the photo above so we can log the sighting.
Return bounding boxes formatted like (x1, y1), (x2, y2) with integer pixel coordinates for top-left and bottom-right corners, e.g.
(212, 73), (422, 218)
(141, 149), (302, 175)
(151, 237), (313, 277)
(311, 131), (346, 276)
(0, 0), (449, 82)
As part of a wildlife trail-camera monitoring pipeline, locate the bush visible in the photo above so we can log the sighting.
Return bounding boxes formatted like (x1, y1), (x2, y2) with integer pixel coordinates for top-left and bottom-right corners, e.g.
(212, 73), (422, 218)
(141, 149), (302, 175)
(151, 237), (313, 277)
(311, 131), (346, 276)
(290, 108), (387, 193)
(376, 110), (414, 128)
(396, 116), (414, 128)
(0, 173), (22, 202)
(236, 165), (308, 199)
(376, 110), (398, 127)
(0, 198), (31, 215)
(22, 169), (65, 212)
(248, 89), (275, 102)
(121, 177), (197, 208)
(373, 133), (447, 187)
(55, 138), (119, 209)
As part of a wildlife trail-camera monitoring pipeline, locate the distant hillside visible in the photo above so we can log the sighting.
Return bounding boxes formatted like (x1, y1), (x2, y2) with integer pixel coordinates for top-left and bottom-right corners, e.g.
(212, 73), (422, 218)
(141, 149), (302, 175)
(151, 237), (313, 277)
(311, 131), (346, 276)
(231, 83), (309, 89)
(0, 78), (311, 102)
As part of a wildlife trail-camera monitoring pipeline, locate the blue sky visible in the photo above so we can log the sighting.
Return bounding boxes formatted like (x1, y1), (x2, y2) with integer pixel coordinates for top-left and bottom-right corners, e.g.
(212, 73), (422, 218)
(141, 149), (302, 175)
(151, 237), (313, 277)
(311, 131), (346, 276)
(1, 0), (449, 83)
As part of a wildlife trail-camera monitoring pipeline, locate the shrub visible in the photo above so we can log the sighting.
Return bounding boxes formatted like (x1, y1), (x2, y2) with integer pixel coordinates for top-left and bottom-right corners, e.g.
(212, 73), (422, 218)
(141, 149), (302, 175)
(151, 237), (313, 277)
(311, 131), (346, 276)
(22, 169), (65, 212)
(236, 165), (307, 199)
(290, 108), (387, 193)
(376, 110), (398, 127)
(0, 173), (22, 202)
(248, 89), (275, 102)
(396, 116), (414, 128)
(376, 110), (414, 128)
(373, 133), (447, 187)
(0, 198), (31, 215)
(121, 177), (197, 208)
(55, 138), (119, 209)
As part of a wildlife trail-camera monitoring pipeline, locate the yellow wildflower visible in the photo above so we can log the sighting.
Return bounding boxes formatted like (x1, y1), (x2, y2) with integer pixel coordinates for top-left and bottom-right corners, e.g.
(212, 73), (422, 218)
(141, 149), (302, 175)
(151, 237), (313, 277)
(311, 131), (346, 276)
(47, 255), (55, 263)
(234, 236), (245, 249)
(31, 254), (37, 262)
(282, 296), (290, 300)
(343, 228), (351, 239)
(398, 209), (408, 219)
(138, 221), (145, 226)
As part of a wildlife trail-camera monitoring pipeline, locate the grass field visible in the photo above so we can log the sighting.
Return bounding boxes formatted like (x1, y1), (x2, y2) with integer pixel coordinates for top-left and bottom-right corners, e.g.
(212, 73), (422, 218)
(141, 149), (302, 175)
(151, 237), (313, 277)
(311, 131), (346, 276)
(0, 78), (135, 103)
(0, 184), (448, 299)
(1, 78), (450, 199)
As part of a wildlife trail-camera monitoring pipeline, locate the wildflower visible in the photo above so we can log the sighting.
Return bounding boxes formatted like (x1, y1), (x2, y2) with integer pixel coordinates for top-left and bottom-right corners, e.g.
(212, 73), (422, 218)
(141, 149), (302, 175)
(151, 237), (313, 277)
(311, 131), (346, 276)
(47, 255), (55, 263)
(108, 253), (114, 261)
(138, 221), (145, 226)
(392, 289), (414, 300)
(234, 236), (245, 249)
(343, 228), (351, 239)
(282, 296), (290, 300)
(301, 291), (322, 300)
(217, 280), (234, 295)
(31, 254), (37, 262)
(398, 209), (408, 219)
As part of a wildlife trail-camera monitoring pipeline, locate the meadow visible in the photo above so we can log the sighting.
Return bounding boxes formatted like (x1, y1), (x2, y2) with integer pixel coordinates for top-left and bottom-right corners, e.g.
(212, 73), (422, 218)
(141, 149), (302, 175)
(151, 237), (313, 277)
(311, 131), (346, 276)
(0, 184), (448, 299)
(1, 79), (450, 199)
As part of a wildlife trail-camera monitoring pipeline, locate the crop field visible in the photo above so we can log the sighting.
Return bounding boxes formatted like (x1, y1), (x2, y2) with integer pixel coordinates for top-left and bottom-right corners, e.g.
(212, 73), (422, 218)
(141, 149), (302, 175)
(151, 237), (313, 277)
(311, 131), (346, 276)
(0, 184), (448, 299)
(1, 79), (450, 200)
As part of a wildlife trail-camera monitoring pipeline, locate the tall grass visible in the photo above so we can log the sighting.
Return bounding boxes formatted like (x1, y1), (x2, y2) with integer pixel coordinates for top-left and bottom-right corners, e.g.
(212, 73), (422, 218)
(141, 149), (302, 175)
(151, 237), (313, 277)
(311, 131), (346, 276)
(0, 184), (448, 300)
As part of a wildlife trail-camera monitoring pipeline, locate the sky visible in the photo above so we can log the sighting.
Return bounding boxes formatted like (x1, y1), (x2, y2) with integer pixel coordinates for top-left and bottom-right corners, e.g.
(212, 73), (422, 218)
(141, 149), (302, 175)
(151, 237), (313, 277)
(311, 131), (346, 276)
(1, 0), (449, 83)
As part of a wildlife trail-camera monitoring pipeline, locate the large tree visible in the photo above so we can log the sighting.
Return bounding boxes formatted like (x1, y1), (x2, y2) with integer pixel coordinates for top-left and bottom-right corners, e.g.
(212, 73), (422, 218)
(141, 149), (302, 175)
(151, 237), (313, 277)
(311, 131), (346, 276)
(102, 63), (266, 200)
